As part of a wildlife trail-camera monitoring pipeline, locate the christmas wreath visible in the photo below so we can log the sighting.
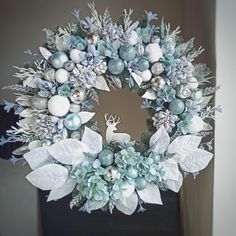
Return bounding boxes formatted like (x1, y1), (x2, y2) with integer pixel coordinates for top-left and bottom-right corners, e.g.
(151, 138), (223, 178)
(0, 3), (220, 215)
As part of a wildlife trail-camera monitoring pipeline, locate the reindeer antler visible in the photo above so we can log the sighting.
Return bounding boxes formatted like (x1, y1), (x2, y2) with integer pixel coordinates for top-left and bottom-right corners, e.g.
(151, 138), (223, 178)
(104, 113), (121, 126)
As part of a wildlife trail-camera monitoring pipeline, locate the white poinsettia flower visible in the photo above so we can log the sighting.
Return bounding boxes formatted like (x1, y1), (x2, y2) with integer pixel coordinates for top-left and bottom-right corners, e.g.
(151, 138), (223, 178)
(148, 125), (213, 192)
(24, 127), (103, 202)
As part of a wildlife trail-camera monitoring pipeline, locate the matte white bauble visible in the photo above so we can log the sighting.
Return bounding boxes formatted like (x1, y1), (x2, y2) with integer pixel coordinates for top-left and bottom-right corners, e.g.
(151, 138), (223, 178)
(187, 77), (199, 90)
(48, 95), (70, 117)
(70, 49), (81, 63)
(55, 69), (69, 84)
(187, 115), (204, 134)
(140, 70), (152, 82)
(145, 43), (163, 63)
(127, 30), (139, 45)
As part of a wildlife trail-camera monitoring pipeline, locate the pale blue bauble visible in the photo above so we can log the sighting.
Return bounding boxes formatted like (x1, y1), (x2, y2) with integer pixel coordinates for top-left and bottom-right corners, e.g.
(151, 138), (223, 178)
(108, 58), (125, 75)
(51, 52), (68, 69)
(98, 149), (114, 166)
(119, 44), (136, 62)
(127, 166), (138, 178)
(64, 113), (82, 131)
(169, 99), (185, 115)
(191, 90), (202, 101)
(135, 177), (147, 190)
(138, 58), (150, 72)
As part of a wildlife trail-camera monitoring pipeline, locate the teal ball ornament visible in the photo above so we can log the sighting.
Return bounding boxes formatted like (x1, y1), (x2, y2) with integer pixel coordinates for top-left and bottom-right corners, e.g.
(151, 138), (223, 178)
(127, 166), (138, 178)
(98, 149), (114, 167)
(191, 90), (202, 101)
(119, 44), (136, 62)
(108, 58), (125, 75)
(51, 52), (68, 69)
(64, 113), (82, 131)
(169, 99), (185, 115)
(138, 58), (150, 72)
(135, 177), (147, 190)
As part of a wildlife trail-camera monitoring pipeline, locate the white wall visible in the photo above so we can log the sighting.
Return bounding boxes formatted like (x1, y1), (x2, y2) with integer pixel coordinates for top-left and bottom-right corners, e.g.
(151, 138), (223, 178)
(213, 0), (236, 235)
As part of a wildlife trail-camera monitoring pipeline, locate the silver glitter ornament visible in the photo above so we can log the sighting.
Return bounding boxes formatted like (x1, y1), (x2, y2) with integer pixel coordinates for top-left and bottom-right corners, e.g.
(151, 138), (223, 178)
(152, 110), (179, 133)
(70, 89), (86, 104)
(64, 60), (75, 71)
(31, 94), (48, 110)
(87, 33), (99, 44)
(151, 62), (164, 75)
(44, 68), (55, 81)
(151, 76), (166, 91)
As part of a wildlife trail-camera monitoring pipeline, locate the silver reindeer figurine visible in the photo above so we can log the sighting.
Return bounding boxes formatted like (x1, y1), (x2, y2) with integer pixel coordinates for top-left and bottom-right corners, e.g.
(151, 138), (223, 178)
(105, 113), (131, 144)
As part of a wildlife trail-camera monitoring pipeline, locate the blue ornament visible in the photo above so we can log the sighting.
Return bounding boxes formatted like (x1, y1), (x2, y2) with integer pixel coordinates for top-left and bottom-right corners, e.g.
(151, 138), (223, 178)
(138, 58), (150, 72)
(108, 58), (125, 75)
(51, 52), (68, 69)
(119, 44), (136, 62)
(135, 177), (147, 190)
(169, 99), (185, 115)
(127, 166), (138, 178)
(64, 113), (82, 131)
(191, 90), (202, 101)
(98, 149), (114, 166)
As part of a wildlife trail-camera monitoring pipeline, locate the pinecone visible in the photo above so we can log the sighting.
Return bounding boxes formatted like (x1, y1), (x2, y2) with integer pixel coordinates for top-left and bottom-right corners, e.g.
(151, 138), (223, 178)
(152, 110), (179, 133)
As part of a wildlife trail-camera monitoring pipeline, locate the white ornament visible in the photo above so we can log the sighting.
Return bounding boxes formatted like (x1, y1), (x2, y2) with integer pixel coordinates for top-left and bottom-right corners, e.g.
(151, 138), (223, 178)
(145, 43), (163, 63)
(127, 30), (139, 45)
(140, 70), (152, 82)
(105, 114), (131, 144)
(187, 77), (199, 90)
(70, 49), (81, 63)
(55, 69), (69, 84)
(187, 115), (204, 134)
(48, 95), (70, 117)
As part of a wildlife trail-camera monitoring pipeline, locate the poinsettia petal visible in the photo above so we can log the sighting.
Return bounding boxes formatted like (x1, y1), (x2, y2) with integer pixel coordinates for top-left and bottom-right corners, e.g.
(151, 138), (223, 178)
(39, 46), (52, 60)
(79, 112), (95, 124)
(47, 178), (76, 202)
(121, 183), (135, 198)
(180, 148), (213, 173)
(150, 126), (170, 154)
(142, 89), (157, 100)
(167, 135), (202, 163)
(24, 147), (50, 170)
(82, 127), (103, 155)
(137, 183), (162, 205)
(166, 171), (183, 193)
(48, 139), (87, 165)
(87, 200), (108, 211)
(115, 192), (138, 215)
(26, 164), (68, 190)
(94, 76), (110, 91)
(131, 72), (142, 87)
(162, 159), (179, 180)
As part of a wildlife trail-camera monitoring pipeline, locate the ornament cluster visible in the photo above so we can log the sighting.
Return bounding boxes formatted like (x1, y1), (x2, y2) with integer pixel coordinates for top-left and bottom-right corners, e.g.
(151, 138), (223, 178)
(1, 3), (220, 215)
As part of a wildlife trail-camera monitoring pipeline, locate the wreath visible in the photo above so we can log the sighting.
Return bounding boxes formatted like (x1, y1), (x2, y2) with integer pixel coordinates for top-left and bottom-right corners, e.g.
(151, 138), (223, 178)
(0, 3), (220, 215)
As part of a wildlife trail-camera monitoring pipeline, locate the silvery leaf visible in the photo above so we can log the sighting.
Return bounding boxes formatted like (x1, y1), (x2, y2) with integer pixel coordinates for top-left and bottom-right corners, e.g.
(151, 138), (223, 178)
(23, 77), (38, 88)
(87, 200), (108, 211)
(39, 46), (52, 60)
(18, 118), (34, 126)
(131, 72), (143, 87)
(166, 171), (183, 192)
(121, 183), (135, 198)
(48, 139), (87, 165)
(19, 108), (34, 118)
(81, 127), (103, 155)
(55, 35), (71, 51)
(202, 122), (213, 131)
(142, 89), (157, 100)
(47, 179), (76, 202)
(126, 21), (139, 33)
(168, 135), (202, 163)
(180, 149), (213, 173)
(26, 164), (68, 190)
(24, 146), (50, 170)
(162, 159), (179, 180)
(137, 183), (162, 205)
(78, 112), (95, 124)
(149, 126), (170, 154)
(28, 140), (41, 150)
(94, 76), (110, 91)
(200, 96), (212, 109)
(12, 145), (29, 156)
(15, 95), (32, 106)
(115, 192), (138, 215)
